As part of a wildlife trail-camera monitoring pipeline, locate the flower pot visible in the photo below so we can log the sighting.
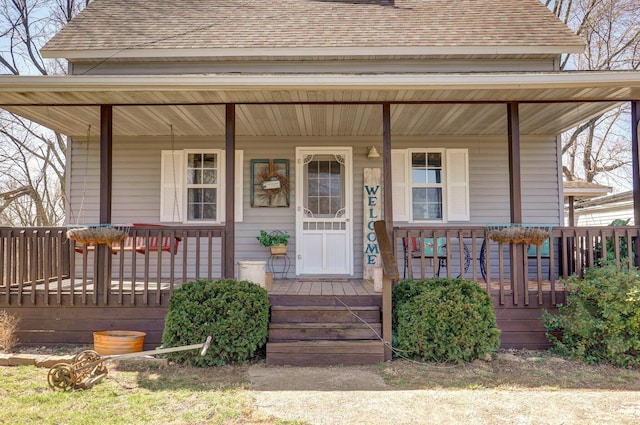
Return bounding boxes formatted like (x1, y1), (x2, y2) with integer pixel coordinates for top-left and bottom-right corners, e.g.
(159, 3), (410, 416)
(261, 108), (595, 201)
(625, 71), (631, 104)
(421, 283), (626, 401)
(93, 330), (146, 355)
(270, 245), (287, 255)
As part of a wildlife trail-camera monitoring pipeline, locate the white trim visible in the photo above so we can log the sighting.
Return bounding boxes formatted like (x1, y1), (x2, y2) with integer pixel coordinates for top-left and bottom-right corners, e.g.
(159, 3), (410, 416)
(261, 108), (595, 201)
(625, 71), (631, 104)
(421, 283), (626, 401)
(1, 71), (640, 95)
(41, 45), (585, 60)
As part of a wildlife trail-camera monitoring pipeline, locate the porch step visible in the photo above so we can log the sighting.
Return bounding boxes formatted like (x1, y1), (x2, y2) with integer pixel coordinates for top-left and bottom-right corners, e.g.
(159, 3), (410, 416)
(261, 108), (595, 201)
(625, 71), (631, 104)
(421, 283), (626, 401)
(269, 322), (382, 341)
(270, 305), (380, 324)
(268, 294), (382, 308)
(266, 341), (385, 366)
(267, 297), (384, 366)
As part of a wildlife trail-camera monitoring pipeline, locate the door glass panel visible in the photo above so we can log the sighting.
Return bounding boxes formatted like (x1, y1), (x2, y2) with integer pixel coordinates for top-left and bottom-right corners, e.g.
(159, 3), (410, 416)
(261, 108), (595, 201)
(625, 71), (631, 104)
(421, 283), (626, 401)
(304, 156), (345, 217)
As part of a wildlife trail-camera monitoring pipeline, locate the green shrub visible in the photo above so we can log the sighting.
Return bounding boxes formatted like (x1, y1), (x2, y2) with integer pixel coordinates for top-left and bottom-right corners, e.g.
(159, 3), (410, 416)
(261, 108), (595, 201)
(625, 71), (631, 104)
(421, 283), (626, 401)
(393, 278), (500, 363)
(543, 265), (640, 367)
(162, 279), (269, 366)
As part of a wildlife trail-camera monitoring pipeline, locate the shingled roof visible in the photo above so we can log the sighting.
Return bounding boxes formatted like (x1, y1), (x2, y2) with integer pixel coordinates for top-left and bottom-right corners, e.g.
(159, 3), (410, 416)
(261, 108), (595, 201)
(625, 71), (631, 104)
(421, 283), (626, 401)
(42, 0), (584, 58)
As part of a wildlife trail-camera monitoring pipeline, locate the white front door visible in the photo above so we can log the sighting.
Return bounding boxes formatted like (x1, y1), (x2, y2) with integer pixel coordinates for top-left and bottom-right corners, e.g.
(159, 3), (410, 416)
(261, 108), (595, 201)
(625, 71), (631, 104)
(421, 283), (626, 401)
(296, 147), (353, 275)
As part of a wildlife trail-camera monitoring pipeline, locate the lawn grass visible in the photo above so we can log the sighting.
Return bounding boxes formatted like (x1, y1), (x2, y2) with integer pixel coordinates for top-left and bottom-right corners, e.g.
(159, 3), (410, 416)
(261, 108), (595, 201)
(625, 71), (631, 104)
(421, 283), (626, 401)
(0, 364), (302, 425)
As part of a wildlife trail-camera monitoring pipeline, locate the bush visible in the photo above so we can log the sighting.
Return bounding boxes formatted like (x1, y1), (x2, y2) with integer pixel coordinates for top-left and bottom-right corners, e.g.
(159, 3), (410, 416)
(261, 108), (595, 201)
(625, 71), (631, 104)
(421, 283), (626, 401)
(0, 310), (20, 353)
(543, 265), (640, 367)
(162, 279), (269, 366)
(393, 278), (500, 363)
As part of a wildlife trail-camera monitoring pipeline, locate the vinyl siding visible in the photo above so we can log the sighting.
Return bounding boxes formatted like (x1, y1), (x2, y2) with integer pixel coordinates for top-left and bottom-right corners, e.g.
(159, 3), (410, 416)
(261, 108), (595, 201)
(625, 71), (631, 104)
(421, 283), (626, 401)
(68, 134), (561, 278)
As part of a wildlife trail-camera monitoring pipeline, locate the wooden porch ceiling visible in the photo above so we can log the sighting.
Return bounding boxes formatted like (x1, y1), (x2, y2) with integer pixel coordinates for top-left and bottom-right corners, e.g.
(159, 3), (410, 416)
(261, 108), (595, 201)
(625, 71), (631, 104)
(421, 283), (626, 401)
(1, 71), (638, 138)
(3, 101), (618, 137)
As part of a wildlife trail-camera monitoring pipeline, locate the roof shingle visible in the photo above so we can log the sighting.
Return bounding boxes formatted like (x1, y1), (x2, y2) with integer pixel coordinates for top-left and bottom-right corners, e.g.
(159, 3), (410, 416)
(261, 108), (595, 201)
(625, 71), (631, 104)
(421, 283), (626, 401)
(42, 0), (584, 55)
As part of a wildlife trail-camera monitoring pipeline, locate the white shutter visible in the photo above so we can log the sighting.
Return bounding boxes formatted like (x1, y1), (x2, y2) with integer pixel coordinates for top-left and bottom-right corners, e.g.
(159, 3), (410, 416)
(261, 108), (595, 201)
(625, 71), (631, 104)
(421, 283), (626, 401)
(391, 149), (409, 222)
(160, 150), (184, 222)
(446, 149), (470, 221)
(218, 150), (244, 223)
(235, 150), (243, 222)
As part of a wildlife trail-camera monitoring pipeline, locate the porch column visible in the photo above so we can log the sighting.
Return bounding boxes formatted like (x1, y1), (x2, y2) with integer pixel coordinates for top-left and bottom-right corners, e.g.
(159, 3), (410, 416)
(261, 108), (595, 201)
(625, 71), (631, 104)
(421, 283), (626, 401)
(224, 104), (235, 279)
(631, 101), (640, 266)
(100, 105), (113, 224)
(98, 105), (113, 304)
(568, 196), (575, 227)
(382, 103), (393, 239)
(507, 103), (525, 303)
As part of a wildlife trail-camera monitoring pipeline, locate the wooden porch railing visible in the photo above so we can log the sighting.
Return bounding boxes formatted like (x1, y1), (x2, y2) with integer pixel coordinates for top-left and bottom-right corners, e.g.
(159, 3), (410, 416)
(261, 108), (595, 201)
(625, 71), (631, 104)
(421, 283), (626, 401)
(394, 225), (640, 307)
(0, 227), (70, 306)
(0, 225), (225, 307)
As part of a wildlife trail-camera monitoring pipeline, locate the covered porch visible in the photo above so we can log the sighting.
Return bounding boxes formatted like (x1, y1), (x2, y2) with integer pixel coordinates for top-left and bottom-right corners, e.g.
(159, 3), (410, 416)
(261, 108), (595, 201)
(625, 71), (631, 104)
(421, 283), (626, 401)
(1, 71), (640, 354)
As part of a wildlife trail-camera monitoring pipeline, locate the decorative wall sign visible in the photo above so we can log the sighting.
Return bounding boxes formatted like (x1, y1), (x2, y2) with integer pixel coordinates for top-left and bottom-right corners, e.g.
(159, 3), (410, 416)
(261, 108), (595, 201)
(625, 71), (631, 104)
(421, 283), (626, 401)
(251, 159), (290, 207)
(363, 168), (381, 280)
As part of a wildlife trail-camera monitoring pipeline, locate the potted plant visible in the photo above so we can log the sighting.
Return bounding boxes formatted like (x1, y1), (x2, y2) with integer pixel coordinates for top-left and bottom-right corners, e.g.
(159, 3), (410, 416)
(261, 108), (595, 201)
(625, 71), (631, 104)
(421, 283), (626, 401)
(257, 230), (290, 255)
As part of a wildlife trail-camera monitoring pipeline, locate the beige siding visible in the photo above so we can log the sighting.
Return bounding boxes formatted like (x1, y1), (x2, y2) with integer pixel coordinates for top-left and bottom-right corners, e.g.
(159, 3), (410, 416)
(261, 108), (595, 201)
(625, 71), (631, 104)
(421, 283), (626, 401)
(68, 134), (561, 277)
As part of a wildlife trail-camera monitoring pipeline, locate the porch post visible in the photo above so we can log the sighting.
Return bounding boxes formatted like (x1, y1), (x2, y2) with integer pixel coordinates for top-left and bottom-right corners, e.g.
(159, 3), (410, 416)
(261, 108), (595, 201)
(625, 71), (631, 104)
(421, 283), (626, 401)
(382, 103), (393, 239)
(568, 195), (575, 227)
(631, 101), (640, 266)
(224, 104), (235, 279)
(507, 103), (525, 303)
(99, 105), (113, 224)
(98, 105), (113, 304)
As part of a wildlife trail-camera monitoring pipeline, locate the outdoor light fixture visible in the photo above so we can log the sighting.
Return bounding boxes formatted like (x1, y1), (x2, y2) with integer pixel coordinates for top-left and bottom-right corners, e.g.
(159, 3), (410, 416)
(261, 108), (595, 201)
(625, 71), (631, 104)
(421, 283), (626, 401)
(367, 146), (380, 159)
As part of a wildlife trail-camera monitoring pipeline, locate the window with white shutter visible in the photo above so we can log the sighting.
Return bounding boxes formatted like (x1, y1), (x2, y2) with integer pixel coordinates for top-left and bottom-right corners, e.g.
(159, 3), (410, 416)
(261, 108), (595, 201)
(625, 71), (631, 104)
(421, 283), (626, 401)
(392, 148), (469, 223)
(160, 149), (243, 223)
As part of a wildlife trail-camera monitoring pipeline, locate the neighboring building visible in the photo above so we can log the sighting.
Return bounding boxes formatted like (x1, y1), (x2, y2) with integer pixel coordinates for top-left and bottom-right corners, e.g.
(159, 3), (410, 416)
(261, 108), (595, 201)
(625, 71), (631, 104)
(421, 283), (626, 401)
(563, 181), (612, 226)
(574, 191), (634, 226)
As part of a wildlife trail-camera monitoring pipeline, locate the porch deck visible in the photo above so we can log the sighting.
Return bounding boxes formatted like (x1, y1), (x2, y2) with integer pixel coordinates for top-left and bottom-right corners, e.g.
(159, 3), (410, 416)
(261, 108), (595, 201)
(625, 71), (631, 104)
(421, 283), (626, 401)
(269, 278), (378, 296)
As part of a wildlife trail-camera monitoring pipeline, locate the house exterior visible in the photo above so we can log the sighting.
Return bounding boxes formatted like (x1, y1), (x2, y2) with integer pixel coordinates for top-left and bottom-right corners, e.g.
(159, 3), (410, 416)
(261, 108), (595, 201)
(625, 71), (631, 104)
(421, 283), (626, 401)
(1, 0), (640, 356)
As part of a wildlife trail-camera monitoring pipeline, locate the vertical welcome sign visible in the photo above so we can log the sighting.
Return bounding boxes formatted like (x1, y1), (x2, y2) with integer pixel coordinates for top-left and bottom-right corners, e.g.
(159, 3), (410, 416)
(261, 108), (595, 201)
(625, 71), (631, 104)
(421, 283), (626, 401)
(363, 168), (381, 280)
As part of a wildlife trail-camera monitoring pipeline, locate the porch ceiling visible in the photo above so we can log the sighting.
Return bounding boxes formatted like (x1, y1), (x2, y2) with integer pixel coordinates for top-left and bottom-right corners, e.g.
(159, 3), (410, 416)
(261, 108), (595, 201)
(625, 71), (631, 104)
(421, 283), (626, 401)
(2, 102), (620, 137)
(0, 72), (638, 137)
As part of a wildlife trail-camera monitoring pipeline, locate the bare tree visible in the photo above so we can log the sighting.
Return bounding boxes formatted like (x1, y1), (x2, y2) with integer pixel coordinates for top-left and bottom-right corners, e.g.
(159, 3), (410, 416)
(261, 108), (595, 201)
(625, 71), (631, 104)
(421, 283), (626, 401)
(0, 0), (91, 226)
(545, 0), (640, 189)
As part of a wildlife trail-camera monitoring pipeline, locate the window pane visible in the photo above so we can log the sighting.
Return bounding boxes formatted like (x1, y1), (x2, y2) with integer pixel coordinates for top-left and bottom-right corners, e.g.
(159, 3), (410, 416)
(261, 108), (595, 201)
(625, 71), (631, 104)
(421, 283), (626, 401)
(308, 198), (319, 214)
(187, 169), (197, 185)
(202, 154), (216, 169)
(319, 197), (331, 215)
(203, 188), (217, 203)
(427, 153), (441, 168)
(188, 203), (199, 220)
(188, 188), (202, 203)
(427, 188), (443, 219)
(188, 153), (200, 168)
(202, 204), (216, 220)
(202, 170), (216, 184)
(412, 168), (427, 184)
(319, 160), (329, 174)
(412, 153), (426, 167)
(427, 169), (441, 184)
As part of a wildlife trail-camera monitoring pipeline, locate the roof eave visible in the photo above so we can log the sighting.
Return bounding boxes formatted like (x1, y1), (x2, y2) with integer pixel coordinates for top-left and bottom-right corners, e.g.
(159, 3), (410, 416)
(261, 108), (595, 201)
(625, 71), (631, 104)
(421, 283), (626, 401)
(40, 45), (585, 60)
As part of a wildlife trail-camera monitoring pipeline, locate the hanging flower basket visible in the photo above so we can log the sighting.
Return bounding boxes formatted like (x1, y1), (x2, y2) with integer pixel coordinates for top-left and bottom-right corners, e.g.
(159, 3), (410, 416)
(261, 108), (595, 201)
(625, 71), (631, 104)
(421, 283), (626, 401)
(487, 224), (551, 246)
(67, 225), (129, 247)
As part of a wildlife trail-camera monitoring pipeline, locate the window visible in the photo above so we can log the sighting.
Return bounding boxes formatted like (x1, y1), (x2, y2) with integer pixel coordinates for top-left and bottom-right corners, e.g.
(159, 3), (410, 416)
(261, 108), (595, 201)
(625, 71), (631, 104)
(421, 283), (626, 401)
(392, 148), (469, 222)
(410, 150), (444, 220)
(186, 152), (218, 221)
(304, 156), (345, 217)
(160, 149), (243, 223)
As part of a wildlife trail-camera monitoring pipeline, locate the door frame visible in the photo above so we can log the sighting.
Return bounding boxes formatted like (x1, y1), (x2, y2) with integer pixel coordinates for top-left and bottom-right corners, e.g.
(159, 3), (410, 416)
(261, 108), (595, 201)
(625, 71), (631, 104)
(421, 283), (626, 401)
(295, 146), (353, 275)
